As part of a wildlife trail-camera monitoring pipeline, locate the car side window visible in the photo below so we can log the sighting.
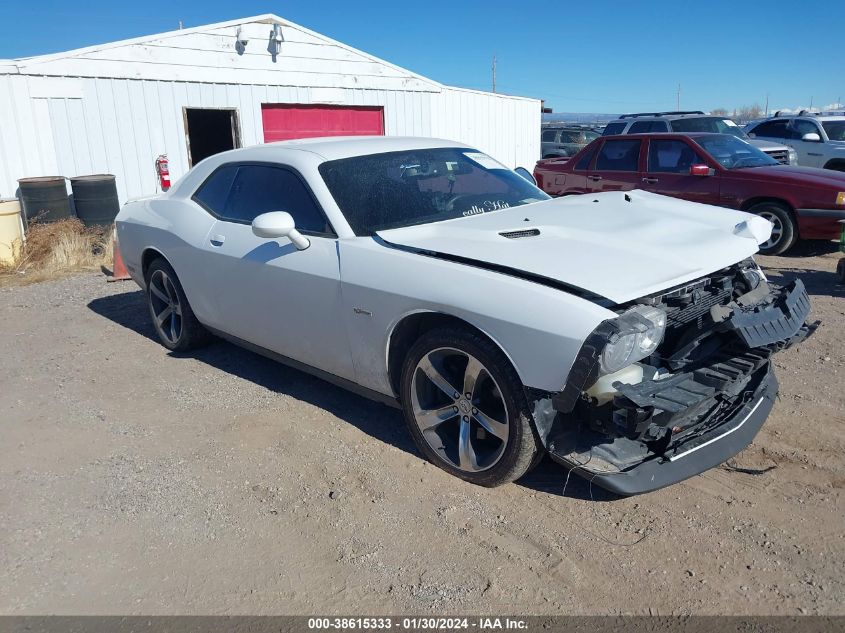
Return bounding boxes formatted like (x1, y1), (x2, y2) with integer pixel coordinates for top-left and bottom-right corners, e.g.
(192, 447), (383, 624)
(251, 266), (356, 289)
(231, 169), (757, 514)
(648, 139), (702, 173)
(602, 122), (627, 135)
(749, 120), (789, 138)
(193, 165), (239, 214)
(628, 121), (668, 134)
(789, 119), (822, 140)
(574, 144), (597, 170)
(219, 165), (330, 234)
(595, 139), (641, 171)
(541, 130), (557, 142)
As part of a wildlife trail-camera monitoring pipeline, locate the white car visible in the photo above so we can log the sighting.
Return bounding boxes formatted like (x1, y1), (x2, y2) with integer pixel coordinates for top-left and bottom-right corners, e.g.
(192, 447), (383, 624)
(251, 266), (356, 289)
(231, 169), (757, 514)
(116, 137), (815, 495)
(746, 112), (845, 171)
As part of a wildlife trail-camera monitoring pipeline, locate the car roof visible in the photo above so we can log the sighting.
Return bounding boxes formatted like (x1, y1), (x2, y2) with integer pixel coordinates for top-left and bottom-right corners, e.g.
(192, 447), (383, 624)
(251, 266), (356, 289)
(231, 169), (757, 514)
(599, 132), (718, 140)
(761, 112), (845, 122)
(612, 112), (723, 122)
(259, 135), (471, 160)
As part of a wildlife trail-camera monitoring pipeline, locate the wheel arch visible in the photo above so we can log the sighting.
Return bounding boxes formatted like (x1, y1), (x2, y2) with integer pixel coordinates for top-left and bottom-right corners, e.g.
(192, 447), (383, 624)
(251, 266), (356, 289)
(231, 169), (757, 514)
(385, 310), (522, 398)
(822, 158), (845, 172)
(740, 196), (794, 212)
(141, 247), (173, 284)
(740, 197), (800, 236)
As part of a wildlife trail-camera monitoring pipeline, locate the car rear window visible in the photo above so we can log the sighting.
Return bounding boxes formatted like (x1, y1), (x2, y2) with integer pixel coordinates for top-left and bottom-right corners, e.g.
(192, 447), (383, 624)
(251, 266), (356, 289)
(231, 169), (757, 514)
(595, 139), (641, 171)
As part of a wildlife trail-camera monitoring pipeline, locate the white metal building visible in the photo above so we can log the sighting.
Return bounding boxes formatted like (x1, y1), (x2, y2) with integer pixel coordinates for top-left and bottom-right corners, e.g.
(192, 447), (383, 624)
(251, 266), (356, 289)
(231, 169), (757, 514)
(0, 14), (540, 204)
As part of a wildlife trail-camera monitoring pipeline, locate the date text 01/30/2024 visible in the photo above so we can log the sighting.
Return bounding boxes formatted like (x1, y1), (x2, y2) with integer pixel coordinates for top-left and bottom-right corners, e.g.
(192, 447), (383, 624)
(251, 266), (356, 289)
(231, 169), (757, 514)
(307, 617), (528, 630)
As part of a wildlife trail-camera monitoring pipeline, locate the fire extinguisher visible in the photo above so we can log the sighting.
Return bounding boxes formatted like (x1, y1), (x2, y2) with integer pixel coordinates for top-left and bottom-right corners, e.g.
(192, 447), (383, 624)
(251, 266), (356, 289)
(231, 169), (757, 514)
(155, 154), (171, 191)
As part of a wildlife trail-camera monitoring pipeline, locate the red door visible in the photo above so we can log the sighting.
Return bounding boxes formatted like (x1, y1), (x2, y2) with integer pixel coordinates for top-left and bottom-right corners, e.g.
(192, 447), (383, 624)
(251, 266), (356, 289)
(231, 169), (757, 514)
(261, 104), (385, 142)
(587, 138), (643, 193)
(640, 138), (721, 206)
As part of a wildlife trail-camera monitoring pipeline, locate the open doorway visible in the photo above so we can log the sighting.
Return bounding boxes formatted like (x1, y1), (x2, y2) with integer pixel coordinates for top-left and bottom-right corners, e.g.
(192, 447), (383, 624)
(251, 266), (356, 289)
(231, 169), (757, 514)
(184, 108), (240, 166)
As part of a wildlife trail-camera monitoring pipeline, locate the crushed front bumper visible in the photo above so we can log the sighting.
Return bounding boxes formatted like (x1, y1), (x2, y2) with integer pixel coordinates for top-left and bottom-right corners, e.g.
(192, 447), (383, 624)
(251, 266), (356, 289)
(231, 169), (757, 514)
(548, 366), (777, 495)
(541, 278), (816, 496)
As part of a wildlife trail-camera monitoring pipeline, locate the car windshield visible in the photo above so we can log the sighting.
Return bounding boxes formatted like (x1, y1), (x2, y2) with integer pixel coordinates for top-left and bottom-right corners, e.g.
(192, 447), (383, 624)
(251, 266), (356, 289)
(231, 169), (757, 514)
(671, 116), (748, 139)
(319, 147), (549, 235)
(822, 121), (845, 141)
(695, 135), (778, 169)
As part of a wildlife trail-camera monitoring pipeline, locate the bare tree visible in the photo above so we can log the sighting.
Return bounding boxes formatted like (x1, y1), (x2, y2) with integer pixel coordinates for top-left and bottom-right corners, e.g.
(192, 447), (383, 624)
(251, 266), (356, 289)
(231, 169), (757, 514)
(710, 108), (729, 116)
(736, 104), (763, 123)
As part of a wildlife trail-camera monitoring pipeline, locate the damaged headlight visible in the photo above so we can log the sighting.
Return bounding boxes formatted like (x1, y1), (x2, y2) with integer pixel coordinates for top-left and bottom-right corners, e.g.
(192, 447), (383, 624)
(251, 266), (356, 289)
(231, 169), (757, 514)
(599, 305), (667, 374)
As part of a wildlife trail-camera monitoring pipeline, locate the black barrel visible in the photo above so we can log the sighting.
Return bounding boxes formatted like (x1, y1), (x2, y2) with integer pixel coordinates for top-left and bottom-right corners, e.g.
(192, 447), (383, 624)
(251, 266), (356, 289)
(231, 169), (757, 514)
(18, 177), (72, 224)
(70, 174), (120, 227)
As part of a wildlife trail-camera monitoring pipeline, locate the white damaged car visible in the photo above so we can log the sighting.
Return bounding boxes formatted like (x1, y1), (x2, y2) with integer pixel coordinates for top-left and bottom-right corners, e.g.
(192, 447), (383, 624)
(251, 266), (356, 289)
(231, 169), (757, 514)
(116, 137), (816, 495)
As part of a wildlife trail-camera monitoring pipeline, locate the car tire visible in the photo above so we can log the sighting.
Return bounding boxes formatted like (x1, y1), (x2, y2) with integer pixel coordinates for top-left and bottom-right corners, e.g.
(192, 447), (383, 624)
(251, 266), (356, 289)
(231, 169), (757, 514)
(399, 327), (541, 487)
(145, 258), (212, 352)
(748, 202), (797, 255)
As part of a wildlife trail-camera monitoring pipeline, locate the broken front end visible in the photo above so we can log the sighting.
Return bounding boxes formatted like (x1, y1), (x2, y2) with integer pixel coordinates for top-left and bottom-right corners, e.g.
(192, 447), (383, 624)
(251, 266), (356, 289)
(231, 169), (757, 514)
(538, 260), (817, 495)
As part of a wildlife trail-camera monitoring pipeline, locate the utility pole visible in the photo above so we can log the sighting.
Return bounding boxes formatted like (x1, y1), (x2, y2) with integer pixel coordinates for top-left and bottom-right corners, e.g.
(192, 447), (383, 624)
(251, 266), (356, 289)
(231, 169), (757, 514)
(492, 55), (497, 93)
(677, 84), (681, 110)
(764, 93), (769, 117)
(809, 96), (814, 111)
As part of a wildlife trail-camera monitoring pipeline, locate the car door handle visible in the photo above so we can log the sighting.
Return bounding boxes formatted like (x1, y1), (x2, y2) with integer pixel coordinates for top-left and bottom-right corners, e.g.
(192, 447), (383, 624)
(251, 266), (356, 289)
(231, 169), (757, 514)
(209, 234), (226, 247)
(587, 175), (603, 181)
(642, 177), (659, 184)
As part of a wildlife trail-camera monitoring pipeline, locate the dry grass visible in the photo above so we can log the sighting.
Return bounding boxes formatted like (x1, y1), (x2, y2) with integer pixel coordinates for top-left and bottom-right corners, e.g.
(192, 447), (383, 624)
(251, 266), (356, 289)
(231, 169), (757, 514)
(0, 218), (113, 287)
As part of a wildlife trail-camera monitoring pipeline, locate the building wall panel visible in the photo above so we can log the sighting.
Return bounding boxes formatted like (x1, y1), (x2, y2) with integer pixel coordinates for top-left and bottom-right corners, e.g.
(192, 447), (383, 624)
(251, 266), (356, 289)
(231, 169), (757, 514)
(0, 18), (539, 203)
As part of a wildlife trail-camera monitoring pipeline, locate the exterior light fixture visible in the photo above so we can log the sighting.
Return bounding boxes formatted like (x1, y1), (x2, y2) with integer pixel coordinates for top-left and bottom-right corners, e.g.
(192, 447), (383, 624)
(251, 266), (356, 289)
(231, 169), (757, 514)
(236, 26), (249, 47)
(270, 24), (284, 56)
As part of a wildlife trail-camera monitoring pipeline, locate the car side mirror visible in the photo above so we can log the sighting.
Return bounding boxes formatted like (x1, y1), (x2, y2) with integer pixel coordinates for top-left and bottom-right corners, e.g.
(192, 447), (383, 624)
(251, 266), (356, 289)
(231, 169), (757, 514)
(689, 164), (713, 176)
(514, 166), (537, 186)
(801, 132), (821, 142)
(251, 211), (310, 250)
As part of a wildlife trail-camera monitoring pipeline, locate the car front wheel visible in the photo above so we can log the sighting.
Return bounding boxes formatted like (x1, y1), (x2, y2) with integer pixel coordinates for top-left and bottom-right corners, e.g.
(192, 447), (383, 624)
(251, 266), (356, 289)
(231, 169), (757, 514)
(400, 327), (540, 487)
(145, 258), (211, 352)
(749, 202), (797, 255)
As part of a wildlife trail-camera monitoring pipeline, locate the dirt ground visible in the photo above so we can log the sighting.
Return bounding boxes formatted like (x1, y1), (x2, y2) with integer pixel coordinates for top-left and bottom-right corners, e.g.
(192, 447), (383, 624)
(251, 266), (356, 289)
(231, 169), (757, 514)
(0, 245), (843, 616)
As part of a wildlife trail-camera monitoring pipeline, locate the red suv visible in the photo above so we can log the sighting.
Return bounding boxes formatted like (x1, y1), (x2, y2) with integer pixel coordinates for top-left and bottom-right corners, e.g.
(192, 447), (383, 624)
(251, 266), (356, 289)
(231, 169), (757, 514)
(533, 133), (845, 254)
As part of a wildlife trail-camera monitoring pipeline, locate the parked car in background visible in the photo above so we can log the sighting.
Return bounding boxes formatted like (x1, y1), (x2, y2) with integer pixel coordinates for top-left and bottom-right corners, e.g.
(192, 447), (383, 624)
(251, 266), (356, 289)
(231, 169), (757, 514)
(541, 125), (600, 158)
(534, 133), (845, 254)
(603, 111), (797, 165)
(116, 136), (815, 495)
(746, 111), (845, 171)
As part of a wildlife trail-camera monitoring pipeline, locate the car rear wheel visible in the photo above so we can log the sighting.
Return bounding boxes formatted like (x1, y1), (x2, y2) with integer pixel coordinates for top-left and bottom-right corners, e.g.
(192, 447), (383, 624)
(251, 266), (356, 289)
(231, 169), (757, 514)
(145, 258), (211, 352)
(749, 202), (797, 255)
(400, 328), (540, 487)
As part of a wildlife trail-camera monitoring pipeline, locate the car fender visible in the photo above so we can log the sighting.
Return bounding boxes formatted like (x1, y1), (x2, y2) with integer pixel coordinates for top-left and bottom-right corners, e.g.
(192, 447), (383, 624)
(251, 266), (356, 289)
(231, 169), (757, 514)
(116, 197), (218, 322)
(338, 238), (615, 396)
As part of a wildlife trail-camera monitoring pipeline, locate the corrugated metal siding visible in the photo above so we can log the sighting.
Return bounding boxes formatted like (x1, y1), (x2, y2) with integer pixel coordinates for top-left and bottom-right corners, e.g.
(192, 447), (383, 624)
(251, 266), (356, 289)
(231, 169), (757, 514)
(0, 18), (540, 203)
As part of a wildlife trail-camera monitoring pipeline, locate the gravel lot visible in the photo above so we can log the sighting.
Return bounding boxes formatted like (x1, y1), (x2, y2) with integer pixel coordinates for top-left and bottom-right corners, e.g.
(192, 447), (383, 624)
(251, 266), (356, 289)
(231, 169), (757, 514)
(0, 246), (843, 615)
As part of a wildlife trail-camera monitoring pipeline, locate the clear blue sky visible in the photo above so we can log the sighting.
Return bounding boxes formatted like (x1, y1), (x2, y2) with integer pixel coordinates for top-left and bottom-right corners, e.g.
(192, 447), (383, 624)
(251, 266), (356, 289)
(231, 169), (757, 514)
(2, 0), (841, 114)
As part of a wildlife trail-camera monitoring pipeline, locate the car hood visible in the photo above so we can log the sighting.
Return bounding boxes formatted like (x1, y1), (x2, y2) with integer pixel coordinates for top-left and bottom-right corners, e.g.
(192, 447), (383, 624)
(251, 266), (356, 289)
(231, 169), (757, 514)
(733, 164), (845, 187)
(747, 138), (790, 152)
(377, 190), (769, 304)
